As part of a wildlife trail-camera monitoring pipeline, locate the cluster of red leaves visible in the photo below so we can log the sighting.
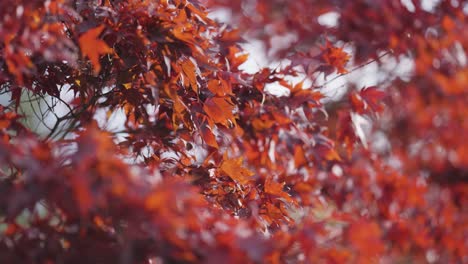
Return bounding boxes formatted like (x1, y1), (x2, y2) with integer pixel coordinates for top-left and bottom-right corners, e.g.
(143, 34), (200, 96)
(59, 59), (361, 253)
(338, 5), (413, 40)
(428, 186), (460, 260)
(0, 0), (467, 263)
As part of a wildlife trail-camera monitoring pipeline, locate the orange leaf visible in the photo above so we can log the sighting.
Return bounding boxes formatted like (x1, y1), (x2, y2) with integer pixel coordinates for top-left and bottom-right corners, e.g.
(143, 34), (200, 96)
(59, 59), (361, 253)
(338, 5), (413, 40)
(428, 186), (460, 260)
(294, 145), (307, 167)
(442, 16), (455, 31)
(349, 92), (366, 114)
(228, 46), (249, 69)
(203, 97), (236, 127)
(350, 87), (386, 114)
(207, 79), (232, 96)
(347, 220), (384, 262)
(325, 148), (341, 161)
(0, 120), (11, 129)
(264, 177), (284, 195)
(220, 155), (254, 184)
(180, 57), (198, 93)
(264, 177), (292, 202)
(360, 86), (386, 113)
(79, 25), (112, 75)
(200, 124), (218, 148)
(321, 40), (350, 74)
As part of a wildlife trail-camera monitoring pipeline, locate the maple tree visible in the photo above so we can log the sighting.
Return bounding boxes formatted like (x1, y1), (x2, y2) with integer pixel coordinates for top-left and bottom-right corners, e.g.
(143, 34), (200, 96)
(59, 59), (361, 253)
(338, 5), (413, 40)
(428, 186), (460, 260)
(0, 0), (467, 263)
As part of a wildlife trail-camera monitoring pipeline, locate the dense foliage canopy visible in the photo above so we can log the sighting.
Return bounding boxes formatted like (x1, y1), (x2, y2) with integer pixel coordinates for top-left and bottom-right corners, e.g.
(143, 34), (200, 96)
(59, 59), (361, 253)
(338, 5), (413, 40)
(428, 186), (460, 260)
(0, 0), (467, 263)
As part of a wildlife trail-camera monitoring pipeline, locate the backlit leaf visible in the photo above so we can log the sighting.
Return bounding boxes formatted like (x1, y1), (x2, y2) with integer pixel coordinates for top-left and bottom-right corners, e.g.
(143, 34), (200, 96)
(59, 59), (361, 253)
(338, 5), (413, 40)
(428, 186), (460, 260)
(203, 97), (236, 127)
(78, 25), (112, 75)
(220, 155), (254, 184)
